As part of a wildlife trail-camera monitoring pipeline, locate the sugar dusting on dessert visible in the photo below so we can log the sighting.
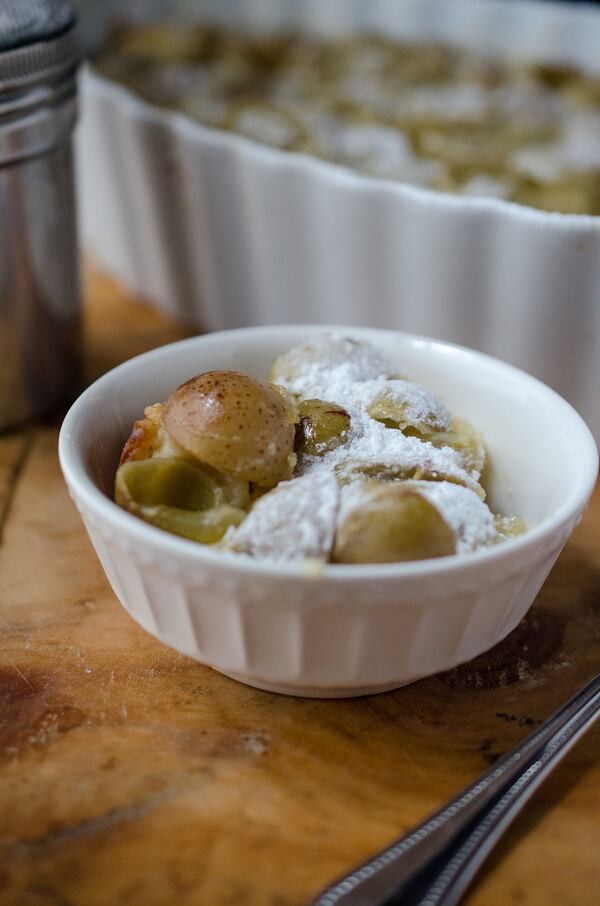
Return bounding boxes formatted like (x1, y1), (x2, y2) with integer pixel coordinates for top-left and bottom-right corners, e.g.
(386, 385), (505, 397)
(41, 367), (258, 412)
(338, 479), (499, 554)
(226, 334), (506, 562)
(272, 335), (391, 385)
(227, 471), (340, 561)
(274, 335), (480, 492)
(408, 480), (498, 552)
(364, 379), (452, 431)
(302, 409), (481, 493)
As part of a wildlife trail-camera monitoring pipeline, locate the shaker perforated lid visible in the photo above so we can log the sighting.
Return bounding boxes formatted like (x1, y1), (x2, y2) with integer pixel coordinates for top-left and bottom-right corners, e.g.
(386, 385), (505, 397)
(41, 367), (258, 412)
(0, 0), (80, 91)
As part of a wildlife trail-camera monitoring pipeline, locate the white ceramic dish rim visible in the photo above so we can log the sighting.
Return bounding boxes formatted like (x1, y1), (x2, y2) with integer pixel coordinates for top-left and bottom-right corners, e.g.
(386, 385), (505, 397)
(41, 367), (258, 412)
(59, 325), (599, 582)
(85, 67), (600, 231)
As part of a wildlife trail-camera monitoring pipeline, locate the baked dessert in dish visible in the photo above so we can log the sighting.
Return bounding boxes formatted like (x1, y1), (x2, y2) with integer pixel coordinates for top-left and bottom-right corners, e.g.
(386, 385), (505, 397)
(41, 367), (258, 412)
(62, 324), (599, 693)
(96, 23), (600, 215)
(115, 336), (524, 563)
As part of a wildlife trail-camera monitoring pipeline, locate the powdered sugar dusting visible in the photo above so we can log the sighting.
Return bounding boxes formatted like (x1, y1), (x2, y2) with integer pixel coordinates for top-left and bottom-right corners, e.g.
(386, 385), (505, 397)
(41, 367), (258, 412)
(337, 480), (381, 523)
(363, 378), (452, 431)
(227, 471), (340, 561)
(274, 336), (451, 431)
(408, 480), (499, 552)
(233, 105), (299, 148)
(273, 335), (479, 491)
(337, 478), (499, 554)
(302, 408), (481, 493)
(272, 335), (391, 387)
(326, 123), (444, 183)
(230, 335), (504, 563)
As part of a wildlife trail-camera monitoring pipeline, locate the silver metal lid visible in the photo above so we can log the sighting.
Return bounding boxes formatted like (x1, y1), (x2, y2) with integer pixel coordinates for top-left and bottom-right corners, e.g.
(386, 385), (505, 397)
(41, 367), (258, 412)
(0, 0), (80, 91)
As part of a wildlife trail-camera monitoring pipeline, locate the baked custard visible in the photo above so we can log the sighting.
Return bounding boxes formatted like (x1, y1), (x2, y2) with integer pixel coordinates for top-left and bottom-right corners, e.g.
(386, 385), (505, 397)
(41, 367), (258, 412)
(97, 23), (600, 215)
(115, 336), (524, 563)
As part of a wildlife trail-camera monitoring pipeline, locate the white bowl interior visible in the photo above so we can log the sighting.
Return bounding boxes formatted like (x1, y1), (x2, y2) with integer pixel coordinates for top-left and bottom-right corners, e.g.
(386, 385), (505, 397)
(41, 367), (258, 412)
(71, 326), (596, 531)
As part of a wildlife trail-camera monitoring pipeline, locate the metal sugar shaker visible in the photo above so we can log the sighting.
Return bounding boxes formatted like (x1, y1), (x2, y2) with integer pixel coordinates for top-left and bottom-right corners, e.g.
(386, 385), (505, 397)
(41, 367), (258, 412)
(0, 0), (81, 429)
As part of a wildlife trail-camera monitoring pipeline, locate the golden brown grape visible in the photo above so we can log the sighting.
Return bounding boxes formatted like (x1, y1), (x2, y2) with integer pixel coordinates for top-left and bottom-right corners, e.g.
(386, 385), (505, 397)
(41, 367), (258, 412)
(333, 481), (456, 563)
(113, 23), (207, 63)
(162, 371), (297, 488)
(296, 399), (351, 456)
(366, 380), (451, 434)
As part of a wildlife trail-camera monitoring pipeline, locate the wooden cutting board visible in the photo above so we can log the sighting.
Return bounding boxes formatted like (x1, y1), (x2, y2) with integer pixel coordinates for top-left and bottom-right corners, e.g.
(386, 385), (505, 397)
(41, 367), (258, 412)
(1, 270), (599, 906)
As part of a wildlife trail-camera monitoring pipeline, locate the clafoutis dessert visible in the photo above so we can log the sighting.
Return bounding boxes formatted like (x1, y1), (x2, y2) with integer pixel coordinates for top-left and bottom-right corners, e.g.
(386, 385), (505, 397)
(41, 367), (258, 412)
(115, 336), (524, 563)
(97, 24), (600, 215)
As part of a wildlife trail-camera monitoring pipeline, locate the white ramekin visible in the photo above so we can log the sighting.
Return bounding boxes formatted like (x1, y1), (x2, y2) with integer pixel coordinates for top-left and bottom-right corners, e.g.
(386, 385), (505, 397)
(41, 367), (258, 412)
(58, 326), (598, 697)
(76, 0), (600, 442)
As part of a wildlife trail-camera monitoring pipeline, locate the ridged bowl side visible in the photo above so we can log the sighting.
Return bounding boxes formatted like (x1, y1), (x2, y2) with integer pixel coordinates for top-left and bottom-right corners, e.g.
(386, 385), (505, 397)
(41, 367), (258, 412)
(75, 498), (575, 697)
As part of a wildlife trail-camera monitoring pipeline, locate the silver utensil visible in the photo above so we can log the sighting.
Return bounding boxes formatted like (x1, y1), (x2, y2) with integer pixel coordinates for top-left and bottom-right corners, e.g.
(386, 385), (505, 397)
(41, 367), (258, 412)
(312, 670), (600, 906)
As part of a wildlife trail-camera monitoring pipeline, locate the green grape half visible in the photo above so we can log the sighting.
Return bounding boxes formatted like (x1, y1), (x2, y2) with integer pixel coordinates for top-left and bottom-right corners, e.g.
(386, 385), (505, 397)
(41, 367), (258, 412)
(296, 399), (351, 456)
(333, 482), (456, 564)
(115, 456), (249, 543)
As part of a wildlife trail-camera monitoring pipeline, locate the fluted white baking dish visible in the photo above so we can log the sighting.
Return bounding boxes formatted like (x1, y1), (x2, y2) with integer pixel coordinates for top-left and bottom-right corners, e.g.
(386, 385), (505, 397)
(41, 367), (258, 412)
(76, 0), (600, 440)
(59, 325), (598, 697)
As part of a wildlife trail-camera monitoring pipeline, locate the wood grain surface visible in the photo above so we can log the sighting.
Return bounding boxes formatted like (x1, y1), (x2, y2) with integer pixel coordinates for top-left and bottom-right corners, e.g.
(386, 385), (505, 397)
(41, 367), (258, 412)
(0, 270), (599, 906)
